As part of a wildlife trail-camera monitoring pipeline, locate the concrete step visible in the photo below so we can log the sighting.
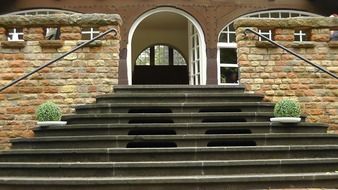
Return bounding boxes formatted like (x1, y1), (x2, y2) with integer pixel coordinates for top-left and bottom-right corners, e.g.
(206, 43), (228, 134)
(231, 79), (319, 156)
(113, 85), (246, 94)
(75, 102), (274, 114)
(0, 173), (337, 189)
(33, 122), (329, 137)
(1, 145), (338, 162)
(63, 112), (281, 124)
(11, 134), (338, 149)
(96, 93), (264, 104)
(0, 158), (337, 177)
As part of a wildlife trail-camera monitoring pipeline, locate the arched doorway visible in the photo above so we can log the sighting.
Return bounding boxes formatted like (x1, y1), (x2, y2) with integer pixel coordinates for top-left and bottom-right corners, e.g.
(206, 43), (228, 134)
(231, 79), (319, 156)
(127, 7), (207, 85)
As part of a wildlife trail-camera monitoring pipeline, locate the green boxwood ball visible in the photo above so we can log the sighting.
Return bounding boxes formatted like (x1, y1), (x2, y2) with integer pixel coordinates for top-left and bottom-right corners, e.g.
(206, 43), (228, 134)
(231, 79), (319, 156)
(36, 101), (62, 121)
(274, 99), (301, 117)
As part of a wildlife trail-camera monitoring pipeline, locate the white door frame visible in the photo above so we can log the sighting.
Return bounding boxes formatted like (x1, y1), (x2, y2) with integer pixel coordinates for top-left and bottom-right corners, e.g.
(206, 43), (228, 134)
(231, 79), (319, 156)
(127, 7), (207, 85)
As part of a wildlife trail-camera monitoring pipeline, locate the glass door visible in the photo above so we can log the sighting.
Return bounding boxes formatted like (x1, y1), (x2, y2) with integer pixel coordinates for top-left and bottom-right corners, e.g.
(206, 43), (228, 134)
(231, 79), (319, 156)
(188, 23), (201, 85)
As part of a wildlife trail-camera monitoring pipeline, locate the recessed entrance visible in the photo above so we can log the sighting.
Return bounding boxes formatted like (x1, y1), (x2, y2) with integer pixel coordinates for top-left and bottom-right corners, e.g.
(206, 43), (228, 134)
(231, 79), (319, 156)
(127, 7), (207, 85)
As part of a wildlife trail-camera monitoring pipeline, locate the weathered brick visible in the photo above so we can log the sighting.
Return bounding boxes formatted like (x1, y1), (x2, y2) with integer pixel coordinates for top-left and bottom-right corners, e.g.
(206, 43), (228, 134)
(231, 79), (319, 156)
(60, 33), (82, 40)
(24, 34), (44, 41)
(237, 20), (338, 132)
(60, 26), (81, 33)
(0, 27), (6, 34)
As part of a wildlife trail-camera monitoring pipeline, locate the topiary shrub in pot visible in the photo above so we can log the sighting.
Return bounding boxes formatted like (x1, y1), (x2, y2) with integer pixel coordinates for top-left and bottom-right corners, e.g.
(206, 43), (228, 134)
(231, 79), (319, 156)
(36, 101), (67, 127)
(270, 98), (301, 123)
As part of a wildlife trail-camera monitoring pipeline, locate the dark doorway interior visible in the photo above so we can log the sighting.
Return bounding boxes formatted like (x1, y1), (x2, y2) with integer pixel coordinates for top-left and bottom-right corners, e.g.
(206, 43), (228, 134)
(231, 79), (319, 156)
(133, 44), (189, 84)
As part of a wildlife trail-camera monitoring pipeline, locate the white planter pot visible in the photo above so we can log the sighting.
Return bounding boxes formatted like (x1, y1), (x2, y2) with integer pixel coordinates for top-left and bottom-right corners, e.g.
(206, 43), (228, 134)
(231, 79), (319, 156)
(37, 121), (67, 127)
(270, 117), (301, 123)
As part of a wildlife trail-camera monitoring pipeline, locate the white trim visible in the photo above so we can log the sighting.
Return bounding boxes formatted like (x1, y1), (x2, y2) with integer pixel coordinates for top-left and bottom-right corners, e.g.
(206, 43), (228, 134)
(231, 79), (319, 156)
(6, 9), (77, 15)
(81, 27), (100, 40)
(127, 7), (207, 85)
(217, 43), (237, 48)
(217, 10), (321, 40)
(294, 29), (307, 42)
(7, 28), (24, 41)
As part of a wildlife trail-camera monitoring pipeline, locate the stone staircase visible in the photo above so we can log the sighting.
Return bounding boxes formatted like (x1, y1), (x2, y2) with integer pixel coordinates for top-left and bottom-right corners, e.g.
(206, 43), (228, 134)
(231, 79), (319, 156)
(0, 85), (338, 190)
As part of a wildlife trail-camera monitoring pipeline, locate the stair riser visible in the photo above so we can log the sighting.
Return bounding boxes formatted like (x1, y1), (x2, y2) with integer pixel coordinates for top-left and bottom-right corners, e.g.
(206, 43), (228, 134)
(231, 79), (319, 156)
(1, 163), (337, 177)
(1, 150), (337, 162)
(33, 126), (328, 137)
(65, 116), (272, 125)
(11, 138), (338, 149)
(0, 179), (337, 190)
(96, 97), (262, 104)
(113, 89), (245, 94)
(75, 106), (273, 114)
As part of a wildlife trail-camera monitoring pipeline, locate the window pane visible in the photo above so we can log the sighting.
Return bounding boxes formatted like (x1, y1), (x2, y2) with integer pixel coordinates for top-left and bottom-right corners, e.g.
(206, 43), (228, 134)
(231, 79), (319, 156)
(258, 29), (272, 41)
(154, 45), (169, 65)
(294, 35), (301, 42)
(219, 33), (227, 42)
(45, 27), (59, 40)
(260, 13), (269, 17)
(81, 27), (100, 40)
(281, 12), (290, 18)
(229, 33), (236, 43)
(229, 24), (235, 31)
(220, 48), (237, 64)
(173, 50), (186, 65)
(271, 12), (279, 18)
(291, 13), (300, 17)
(82, 33), (91, 40)
(7, 28), (24, 41)
(294, 29), (309, 42)
(220, 67), (239, 84)
(136, 48), (150, 65)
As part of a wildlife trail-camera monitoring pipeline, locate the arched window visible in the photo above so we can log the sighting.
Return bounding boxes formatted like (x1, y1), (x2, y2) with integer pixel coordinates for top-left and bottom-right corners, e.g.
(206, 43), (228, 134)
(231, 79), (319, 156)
(217, 10), (321, 85)
(136, 44), (187, 66)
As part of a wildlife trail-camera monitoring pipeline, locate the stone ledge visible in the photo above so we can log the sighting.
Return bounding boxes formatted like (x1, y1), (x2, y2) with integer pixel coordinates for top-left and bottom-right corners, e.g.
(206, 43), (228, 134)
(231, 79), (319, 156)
(328, 41), (338, 48)
(76, 40), (102, 47)
(255, 41), (278, 48)
(0, 14), (122, 27)
(1, 41), (26, 48)
(291, 42), (315, 48)
(234, 17), (338, 29)
(39, 40), (64, 48)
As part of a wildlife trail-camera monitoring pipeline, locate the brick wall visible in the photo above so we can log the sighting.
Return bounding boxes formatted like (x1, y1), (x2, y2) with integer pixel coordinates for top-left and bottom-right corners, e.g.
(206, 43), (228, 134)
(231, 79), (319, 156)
(235, 17), (338, 133)
(0, 14), (122, 149)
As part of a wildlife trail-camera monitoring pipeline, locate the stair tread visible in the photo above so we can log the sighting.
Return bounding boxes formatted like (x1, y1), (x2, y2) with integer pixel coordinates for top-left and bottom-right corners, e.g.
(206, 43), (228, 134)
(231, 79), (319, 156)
(97, 93), (262, 98)
(0, 172), (337, 184)
(63, 112), (275, 118)
(3, 84), (336, 188)
(34, 122), (328, 131)
(2, 158), (338, 168)
(2, 145), (338, 154)
(114, 85), (246, 90)
(76, 102), (274, 108)
(12, 133), (338, 142)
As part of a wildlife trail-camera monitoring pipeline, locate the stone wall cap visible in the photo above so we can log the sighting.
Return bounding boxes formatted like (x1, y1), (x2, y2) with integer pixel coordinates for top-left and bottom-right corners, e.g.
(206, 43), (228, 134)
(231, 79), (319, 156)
(234, 17), (338, 29)
(0, 13), (122, 27)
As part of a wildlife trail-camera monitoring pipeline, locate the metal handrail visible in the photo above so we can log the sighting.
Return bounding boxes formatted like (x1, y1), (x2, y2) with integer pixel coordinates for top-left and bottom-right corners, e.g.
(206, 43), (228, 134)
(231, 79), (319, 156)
(244, 28), (338, 79)
(0, 28), (117, 93)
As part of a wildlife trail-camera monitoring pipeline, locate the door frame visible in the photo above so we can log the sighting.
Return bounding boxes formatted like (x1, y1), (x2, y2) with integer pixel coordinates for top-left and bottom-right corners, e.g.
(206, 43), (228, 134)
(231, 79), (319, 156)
(127, 7), (207, 85)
